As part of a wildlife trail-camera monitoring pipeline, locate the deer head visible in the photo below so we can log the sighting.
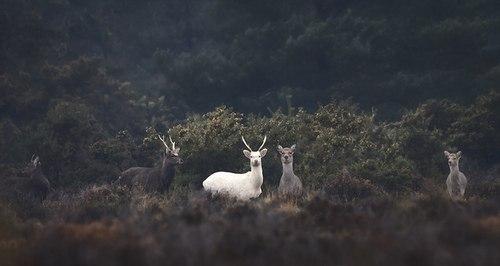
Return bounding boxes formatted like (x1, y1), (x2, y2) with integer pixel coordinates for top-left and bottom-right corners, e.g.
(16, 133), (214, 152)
(277, 144), (296, 165)
(242, 136), (268, 167)
(444, 151), (461, 168)
(25, 154), (42, 176)
(158, 135), (183, 165)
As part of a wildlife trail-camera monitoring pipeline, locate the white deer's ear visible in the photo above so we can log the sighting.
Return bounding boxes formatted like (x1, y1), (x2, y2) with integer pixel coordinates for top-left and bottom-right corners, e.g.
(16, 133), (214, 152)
(173, 147), (180, 155)
(456, 151), (462, 158)
(243, 150), (251, 159)
(290, 144), (296, 152)
(277, 145), (283, 152)
(260, 148), (268, 157)
(444, 151), (450, 157)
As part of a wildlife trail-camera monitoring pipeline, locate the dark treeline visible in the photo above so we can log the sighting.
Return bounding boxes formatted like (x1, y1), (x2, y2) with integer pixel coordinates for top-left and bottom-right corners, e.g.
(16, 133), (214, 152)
(2, 0), (500, 115)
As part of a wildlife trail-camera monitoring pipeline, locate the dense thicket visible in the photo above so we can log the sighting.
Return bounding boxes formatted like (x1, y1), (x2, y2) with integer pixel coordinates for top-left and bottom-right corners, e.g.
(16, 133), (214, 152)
(1, 0), (499, 115)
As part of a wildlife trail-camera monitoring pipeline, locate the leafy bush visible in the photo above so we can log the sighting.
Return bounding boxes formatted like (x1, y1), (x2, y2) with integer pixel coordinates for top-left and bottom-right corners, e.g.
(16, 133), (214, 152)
(170, 106), (245, 181)
(322, 169), (387, 203)
(168, 102), (416, 191)
(393, 91), (500, 178)
(450, 91), (500, 166)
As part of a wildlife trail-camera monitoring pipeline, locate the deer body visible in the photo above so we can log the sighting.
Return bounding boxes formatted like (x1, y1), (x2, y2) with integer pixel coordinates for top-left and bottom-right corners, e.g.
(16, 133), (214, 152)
(445, 151), (467, 201)
(116, 134), (182, 193)
(203, 169), (263, 201)
(118, 160), (176, 193)
(203, 136), (267, 201)
(277, 145), (303, 197)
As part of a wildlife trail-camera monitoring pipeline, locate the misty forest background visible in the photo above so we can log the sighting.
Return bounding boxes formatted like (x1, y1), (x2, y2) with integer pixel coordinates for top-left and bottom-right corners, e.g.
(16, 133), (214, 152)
(0, 0), (500, 265)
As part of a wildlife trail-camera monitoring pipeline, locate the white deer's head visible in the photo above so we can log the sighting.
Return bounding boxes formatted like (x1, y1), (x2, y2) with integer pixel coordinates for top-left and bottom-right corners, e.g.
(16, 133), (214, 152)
(242, 136), (268, 167)
(444, 150), (461, 168)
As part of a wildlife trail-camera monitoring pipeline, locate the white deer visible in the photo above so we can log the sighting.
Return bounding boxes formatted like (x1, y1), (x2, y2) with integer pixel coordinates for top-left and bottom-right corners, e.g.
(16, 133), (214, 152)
(203, 136), (268, 201)
(444, 151), (467, 201)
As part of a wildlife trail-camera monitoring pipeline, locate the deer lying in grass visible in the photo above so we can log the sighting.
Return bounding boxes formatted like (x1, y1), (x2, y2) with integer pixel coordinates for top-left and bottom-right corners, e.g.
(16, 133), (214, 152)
(116, 135), (182, 193)
(22, 155), (51, 201)
(444, 151), (467, 201)
(203, 136), (268, 201)
(277, 144), (303, 197)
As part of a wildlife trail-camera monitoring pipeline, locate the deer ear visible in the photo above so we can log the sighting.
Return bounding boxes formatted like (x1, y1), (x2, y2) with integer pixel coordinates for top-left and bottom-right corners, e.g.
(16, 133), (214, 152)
(243, 150), (251, 159)
(456, 151), (462, 158)
(260, 148), (268, 157)
(174, 148), (180, 154)
(277, 145), (283, 152)
(444, 151), (450, 157)
(290, 144), (296, 152)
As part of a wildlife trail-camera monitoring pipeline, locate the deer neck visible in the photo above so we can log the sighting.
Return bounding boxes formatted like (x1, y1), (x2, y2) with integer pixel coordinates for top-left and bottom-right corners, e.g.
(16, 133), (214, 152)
(30, 168), (43, 178)
(449, 164), (460, 174)
(250, 164), (263, 188)
(282, 162), (294, 176)
(161, 160), (175, 177)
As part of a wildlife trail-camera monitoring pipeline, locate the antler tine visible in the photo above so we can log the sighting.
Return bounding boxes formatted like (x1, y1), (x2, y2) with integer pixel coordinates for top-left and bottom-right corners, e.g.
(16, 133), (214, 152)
(258, 135), (267, 151)
(241, 136), (253, 151)
(168, 135), (176, 150)
(158, 134), (171, 151)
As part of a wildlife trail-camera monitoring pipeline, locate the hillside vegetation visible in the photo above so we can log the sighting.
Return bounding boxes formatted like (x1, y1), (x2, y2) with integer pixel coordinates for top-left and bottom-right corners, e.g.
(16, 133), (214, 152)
(0, 0), (499, 265)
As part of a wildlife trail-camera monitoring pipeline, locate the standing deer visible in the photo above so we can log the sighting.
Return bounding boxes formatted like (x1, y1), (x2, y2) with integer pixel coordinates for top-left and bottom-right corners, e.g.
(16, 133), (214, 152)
(116, 135), (182, 193)
(277, 144), (303, 197)
(444, 151), (467, 201)
(203, 136), (268, 201)
(23, 155), (51, 201)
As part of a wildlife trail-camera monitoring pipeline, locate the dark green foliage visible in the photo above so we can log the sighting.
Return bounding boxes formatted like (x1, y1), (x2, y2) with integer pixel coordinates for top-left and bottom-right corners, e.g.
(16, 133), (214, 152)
(169, 103), (415, 190)
(393, 90), (500, 178)
(322, 169), (387, 202)
(0, 57), (151, 187)
(3, 0), (497, 115)
(170, 106), (245, 179)
(450, 91), (500, 165)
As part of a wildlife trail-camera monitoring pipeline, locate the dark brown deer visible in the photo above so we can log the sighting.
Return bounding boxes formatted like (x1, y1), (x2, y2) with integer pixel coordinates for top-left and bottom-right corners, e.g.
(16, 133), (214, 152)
(23, 155), (51, 201)
(116, 135), (183, 193)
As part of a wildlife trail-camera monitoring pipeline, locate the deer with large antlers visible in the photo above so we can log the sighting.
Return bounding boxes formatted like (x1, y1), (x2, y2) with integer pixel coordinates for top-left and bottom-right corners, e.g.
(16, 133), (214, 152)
(116, 134), (182, 193)
(203, 136), (268, 201)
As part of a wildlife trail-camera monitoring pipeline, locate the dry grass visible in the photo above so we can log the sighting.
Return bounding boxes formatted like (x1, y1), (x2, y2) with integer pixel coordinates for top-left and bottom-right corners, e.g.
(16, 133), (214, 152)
(0, 181), (498, 266)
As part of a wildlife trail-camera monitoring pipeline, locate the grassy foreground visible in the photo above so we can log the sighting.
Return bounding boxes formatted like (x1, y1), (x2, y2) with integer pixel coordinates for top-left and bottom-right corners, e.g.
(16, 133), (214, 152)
(1, 179), (499, 266)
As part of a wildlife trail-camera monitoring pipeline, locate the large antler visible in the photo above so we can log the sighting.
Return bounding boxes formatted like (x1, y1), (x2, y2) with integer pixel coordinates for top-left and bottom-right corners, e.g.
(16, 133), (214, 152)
(158, 134), (172, 152)
(169, 135), (176, 151)
(241, 136), (253, 151)
(242, 135), (267, 151)
(258, 135), (267, 151)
